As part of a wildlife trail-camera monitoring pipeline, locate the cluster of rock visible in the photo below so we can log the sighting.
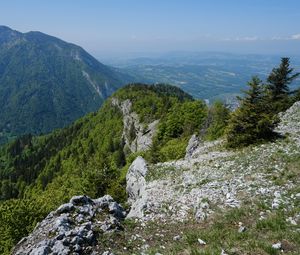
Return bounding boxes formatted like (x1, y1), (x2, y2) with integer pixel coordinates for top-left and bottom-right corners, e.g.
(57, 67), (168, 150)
(111, 98), (159, 153)
(13, 195), (126, 255)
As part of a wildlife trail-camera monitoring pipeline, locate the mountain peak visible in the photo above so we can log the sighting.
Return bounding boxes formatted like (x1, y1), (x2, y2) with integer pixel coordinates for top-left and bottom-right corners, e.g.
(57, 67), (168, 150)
(0, 25), (14, 32)
(0, 26), (131, 142)
(0, 25), (22, 44)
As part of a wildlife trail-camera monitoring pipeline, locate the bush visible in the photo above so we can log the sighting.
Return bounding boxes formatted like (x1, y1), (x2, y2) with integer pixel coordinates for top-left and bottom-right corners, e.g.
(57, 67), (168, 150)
(158, 138), (188, 162)
(205, 101), (230, 141)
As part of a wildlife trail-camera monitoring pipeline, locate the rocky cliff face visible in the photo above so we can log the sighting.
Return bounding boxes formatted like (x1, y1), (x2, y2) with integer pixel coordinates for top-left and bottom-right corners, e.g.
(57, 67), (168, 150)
(111, 98), (159, 153)
(12, 195), (126, 255)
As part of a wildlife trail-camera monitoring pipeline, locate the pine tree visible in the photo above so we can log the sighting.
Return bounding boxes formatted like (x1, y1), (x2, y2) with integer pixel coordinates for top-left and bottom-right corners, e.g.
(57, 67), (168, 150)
(226, 76), (277, 148)
(266, 57), (300, 113)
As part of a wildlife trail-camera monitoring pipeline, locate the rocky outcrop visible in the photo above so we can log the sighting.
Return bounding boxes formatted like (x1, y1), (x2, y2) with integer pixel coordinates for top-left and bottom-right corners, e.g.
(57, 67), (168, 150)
(12, 195), (126, 255)
(126, 156), (149, 218)
(185, 134), (200, 159)
(111, 98), (159, 153)
(277, 101), (300, 144)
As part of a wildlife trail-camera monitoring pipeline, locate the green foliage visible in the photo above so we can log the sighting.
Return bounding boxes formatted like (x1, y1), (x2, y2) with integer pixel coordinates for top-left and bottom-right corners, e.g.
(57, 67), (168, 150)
(293, 87), (300, 102)
(150, 100), (207, 162)
(0, 199), (47, 255)
(266, 57), (300, 113)
(256, 211), (287, 231)
(157, 138), (188, 162)
(115, 83), (193, 123)
(113, 83), (206, 163)
(0, 95), (126, 252)
(205, 101), (230, 141)
(226, 58), (300, 148)
(226, 76), (278, 148)
(0, 26), (128, 142)
(157, 100), (207, 140)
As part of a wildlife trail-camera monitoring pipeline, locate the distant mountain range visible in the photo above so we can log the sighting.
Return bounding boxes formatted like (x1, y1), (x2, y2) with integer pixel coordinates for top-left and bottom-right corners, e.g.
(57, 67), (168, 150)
(0, 26), (132, 143)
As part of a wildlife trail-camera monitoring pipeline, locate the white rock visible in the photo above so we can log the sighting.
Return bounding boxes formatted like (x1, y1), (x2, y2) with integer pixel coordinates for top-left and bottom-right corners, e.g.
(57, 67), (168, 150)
(198, 238), (206, 245)
(173, 235), (181, 241)
(55, 203), (74, 214)
(185, 134), (200, 159)
(221, 249), (228, 255)
(274, 191), (281, 198)
(238, 226), (246, 233)
(126, 156), (149, 218)
(13, 195), (125, 255)
(272, 201), (280, 209)
(112, 98), (159, 153)
(272, 242), (282, 249)
(286, 217), (297, 225)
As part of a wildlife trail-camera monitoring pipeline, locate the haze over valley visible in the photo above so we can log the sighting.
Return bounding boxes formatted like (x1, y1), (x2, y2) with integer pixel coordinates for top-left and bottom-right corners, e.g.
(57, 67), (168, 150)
(106, 52), (300, 102)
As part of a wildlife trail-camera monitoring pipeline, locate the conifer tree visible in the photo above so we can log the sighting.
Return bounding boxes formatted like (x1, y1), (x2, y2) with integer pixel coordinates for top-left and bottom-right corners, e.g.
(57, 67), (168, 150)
(266, 57), (300, 113)
(226, 76), (277, 148)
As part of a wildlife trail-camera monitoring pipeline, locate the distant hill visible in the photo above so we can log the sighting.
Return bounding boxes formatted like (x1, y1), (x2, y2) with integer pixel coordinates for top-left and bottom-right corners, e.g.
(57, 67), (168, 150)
(0, 26), (131, 143)
(107, 52), (300, 103)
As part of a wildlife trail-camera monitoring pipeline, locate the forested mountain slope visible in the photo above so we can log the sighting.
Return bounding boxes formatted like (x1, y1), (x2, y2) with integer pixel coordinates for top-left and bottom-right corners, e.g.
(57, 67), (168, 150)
(0, 26), (130, 143)
(0, 84), (209, 254)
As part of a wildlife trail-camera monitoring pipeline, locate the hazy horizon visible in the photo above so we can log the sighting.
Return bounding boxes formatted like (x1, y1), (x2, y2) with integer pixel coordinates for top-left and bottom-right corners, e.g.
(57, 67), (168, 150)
(1, 0), (300, 59)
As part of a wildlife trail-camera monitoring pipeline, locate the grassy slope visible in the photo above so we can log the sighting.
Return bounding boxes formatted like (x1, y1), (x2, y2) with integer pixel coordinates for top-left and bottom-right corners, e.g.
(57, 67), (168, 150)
(94, 141), (300, 255)
(92, 102), (300, 255)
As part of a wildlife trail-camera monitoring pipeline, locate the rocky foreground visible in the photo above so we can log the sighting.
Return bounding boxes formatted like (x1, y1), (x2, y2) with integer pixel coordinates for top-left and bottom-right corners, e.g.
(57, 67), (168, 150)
(12, 195), (126, 255)
(13, 102), (300, 254)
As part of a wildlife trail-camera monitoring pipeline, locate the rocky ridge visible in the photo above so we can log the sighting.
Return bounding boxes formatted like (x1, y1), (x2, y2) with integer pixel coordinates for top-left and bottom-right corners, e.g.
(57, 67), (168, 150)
(126, 101), (300, 224)
(12, 195), (126, 255)
(111, 98), (159, 153)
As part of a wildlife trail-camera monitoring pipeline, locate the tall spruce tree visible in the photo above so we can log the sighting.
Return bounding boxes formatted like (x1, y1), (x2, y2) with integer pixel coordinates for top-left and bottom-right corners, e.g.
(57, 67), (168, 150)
(266, 57), (300, 113)
(226, 76), (277, 148)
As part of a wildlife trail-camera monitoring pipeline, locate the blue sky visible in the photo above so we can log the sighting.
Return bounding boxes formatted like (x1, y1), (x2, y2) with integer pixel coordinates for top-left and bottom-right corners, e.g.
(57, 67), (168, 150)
(1, 0), (300, 57)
